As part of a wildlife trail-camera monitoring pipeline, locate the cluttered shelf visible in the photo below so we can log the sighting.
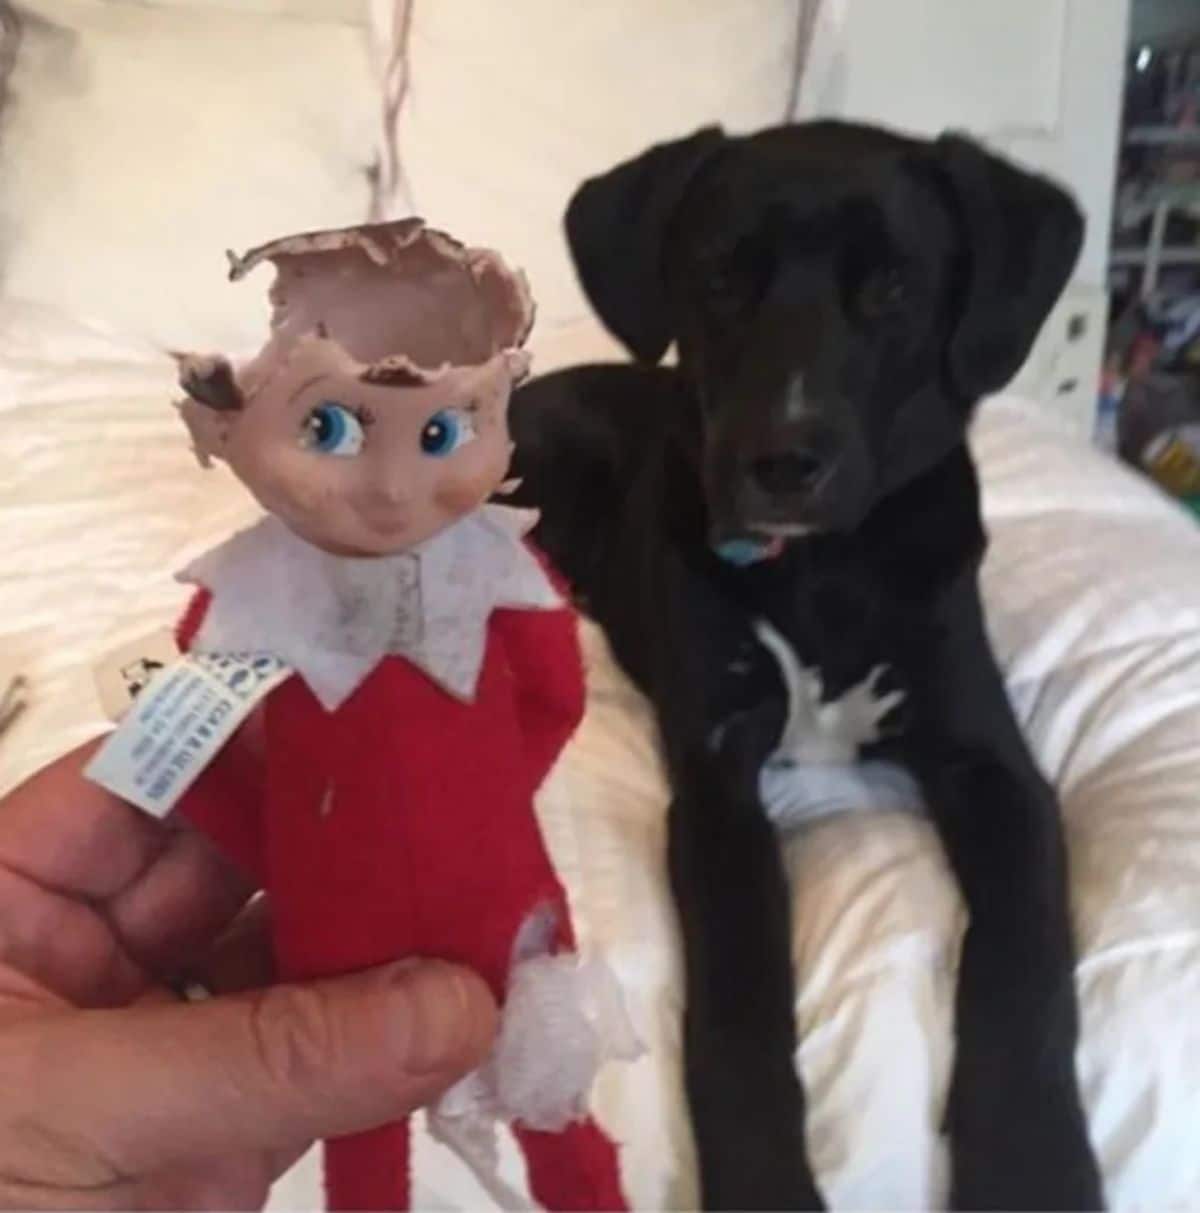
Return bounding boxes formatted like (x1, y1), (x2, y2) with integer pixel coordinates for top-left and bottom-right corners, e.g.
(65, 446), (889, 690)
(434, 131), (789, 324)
(1111, 246), (1200, 266)
(1100, 300), (1200, 522)
(1103, 33), (1200, 521)
(1126, 124), (1200, 145)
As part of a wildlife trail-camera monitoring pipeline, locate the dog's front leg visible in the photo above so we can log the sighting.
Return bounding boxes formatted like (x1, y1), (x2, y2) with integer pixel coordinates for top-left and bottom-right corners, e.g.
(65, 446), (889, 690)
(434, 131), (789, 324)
(667, 743), (825, 1212)
(902, 578), (1103, 1211)
(648, 559), (825, 1211)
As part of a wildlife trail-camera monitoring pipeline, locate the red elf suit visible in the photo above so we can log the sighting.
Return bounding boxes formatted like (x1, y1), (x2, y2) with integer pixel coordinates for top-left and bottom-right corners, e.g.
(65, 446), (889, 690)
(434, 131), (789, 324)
(172, 505), (633, 1211)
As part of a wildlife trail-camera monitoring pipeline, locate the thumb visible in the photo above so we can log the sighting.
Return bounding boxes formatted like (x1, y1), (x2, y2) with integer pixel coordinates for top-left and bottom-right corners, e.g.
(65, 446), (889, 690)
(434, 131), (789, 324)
(13, 960), (496, 1182)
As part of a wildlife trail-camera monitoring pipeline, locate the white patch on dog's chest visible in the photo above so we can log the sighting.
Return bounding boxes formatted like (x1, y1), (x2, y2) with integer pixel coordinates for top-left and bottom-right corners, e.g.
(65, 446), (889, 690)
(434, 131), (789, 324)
(754, 620), (903, 763)
(753, 619), (924, 829)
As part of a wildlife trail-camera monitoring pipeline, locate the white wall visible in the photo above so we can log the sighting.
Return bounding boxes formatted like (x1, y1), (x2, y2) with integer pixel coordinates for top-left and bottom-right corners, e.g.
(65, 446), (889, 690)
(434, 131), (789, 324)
(798, 0), (1131, 287)
(793, 0), (1132, 432)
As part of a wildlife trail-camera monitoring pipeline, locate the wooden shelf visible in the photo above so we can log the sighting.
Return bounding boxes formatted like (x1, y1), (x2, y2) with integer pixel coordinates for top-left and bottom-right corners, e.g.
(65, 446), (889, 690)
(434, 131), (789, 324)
(1126, 125), (1200, 146)
(1112, 246), (1200, 266)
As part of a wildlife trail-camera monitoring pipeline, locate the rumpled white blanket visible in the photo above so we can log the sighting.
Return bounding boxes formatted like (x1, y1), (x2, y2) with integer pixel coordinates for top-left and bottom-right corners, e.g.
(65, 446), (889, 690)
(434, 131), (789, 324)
(3, 304), (1199, 1210)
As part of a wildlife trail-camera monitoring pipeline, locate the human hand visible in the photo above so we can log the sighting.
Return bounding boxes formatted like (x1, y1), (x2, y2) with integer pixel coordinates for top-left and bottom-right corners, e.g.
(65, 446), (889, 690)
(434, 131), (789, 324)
(0, 741), (497, 1209)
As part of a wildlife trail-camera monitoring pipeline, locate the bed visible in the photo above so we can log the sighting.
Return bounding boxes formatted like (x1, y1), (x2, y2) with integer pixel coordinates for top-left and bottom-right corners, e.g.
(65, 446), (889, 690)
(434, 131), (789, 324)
(2, 2), (1199, 1209)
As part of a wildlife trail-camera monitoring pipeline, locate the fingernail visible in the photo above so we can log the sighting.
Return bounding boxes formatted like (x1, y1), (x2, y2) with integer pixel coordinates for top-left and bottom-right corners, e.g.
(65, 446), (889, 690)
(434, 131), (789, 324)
(387, 962), (496, 1077)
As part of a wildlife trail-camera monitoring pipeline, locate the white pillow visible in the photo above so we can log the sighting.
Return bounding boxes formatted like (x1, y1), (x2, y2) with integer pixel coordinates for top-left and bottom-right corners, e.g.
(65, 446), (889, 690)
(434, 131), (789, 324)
(377, 0), (801, 333)
(0, 0), (379, 354)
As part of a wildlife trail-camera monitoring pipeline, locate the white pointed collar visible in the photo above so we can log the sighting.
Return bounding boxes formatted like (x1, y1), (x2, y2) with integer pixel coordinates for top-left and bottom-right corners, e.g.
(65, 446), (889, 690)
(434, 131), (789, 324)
(177, 506), (561, 711)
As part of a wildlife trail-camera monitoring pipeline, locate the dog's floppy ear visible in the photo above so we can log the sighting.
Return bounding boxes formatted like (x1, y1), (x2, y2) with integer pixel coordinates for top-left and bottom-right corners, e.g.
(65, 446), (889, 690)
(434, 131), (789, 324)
(932, 133), (1083, 401)
(565, 126), (726, 364)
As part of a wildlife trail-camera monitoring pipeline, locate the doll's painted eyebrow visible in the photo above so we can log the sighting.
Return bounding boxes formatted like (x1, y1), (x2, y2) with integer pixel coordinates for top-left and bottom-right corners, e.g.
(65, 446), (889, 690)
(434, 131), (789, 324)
(359, 363), (427, 388)
(286, 373), (332, 406)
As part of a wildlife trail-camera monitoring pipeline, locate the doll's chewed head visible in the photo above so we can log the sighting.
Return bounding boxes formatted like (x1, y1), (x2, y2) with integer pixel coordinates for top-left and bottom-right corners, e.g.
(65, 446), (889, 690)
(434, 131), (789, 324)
(176, 219), (535, 556)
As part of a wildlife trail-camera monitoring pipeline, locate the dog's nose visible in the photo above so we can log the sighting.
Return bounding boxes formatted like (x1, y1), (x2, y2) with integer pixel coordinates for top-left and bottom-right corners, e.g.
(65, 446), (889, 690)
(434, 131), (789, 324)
(749, 450), (826, 497)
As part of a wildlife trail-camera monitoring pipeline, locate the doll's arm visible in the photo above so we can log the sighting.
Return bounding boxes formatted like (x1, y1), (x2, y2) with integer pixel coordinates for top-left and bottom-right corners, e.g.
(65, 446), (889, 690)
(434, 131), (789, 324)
(491, 593), (586, 794)
(172, 589), (268, 888)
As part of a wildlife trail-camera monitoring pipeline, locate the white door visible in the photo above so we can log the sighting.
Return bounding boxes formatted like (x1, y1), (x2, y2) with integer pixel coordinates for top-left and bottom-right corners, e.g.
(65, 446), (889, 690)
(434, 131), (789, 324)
(797, 0), (1131, 432)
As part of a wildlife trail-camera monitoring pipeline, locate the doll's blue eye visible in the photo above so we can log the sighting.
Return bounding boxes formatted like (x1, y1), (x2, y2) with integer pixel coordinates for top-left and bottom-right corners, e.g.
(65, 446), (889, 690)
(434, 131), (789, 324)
(420, 408), (477, 458)
(302, 402), (366, 457)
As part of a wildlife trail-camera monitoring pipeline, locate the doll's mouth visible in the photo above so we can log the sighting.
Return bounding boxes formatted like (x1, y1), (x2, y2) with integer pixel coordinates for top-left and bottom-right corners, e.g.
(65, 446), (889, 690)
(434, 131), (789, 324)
(364, 516), (411, 539)
(355, 503), (412, 533)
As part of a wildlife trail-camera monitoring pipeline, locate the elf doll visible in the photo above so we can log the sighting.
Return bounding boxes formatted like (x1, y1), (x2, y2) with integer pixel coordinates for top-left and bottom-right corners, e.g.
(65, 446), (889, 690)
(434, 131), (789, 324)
(88, 220), (635, 1211)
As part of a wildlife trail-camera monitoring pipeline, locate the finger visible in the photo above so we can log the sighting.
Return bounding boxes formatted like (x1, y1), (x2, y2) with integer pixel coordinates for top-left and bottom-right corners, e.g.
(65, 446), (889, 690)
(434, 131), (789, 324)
(0, 826), (249, 1006)
(105, 826), (253, 978)
(192, 896), (275, 996)
(0, 1175), (125, 1211)
(130, 1152), (277, 1211)
(11, 960), (497, 1182)
(0, 740), (257, 974)
(266, 1140), (312, 1187)
(0, 892), (270, 1033)
(0, 864), (147, 1007)
(0, 964), (71, 1014)
(0, 1151), (283, 1212)
(106, 714), (266, 972)
(0, 740), (168, 900)
(129, 986), (182, 1007)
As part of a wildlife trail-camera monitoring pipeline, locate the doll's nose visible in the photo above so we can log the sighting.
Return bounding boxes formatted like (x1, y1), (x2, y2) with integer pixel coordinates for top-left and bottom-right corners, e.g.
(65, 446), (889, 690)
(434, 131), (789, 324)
(366, 467), (412, 508)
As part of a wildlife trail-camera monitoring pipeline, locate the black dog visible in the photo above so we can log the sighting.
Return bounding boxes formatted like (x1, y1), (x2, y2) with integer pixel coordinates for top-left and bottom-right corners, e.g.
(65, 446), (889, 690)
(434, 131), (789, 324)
(507, 121), (1102, 1210)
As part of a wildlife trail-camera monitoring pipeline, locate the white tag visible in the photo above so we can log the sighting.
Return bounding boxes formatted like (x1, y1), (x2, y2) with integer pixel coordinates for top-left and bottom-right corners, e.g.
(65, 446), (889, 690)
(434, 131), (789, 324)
(85, 651), (291, 818)
(93, 628), (182, 722)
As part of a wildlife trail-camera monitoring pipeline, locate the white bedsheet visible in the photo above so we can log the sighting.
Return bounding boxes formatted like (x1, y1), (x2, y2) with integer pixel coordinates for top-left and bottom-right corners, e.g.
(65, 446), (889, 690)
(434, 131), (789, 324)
(2, 305), (1199, 1210)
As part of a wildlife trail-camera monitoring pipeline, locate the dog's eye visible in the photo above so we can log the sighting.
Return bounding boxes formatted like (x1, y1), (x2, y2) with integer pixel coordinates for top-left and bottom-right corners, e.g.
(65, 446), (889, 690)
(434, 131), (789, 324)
(857, 269), (908, 320)
(705, 266), (743, 310)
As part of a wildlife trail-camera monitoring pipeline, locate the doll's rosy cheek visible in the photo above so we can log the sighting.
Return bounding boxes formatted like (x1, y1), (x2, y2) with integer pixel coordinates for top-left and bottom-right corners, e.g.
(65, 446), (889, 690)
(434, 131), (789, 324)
(230, 429), (332, 518)
(435, 468), (485, 516)
(435, 443), (507, 516)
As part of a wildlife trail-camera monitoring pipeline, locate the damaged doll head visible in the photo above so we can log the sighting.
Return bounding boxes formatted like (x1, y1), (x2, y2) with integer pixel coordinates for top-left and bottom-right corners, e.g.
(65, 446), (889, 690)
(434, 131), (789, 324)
(176, 220), (534, 556)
